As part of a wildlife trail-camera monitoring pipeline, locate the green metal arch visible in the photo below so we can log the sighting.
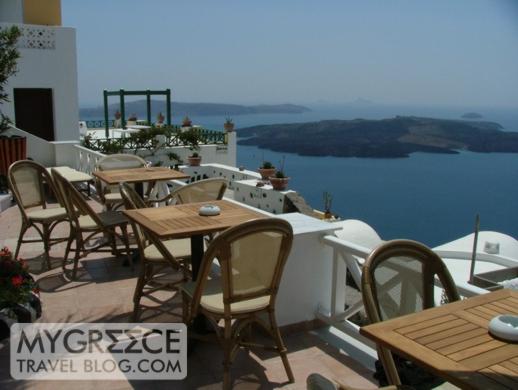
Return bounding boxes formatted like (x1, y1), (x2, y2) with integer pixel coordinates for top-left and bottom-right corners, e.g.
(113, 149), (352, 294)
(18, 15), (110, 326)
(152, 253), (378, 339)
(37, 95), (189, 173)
(103, 89), (172, 137)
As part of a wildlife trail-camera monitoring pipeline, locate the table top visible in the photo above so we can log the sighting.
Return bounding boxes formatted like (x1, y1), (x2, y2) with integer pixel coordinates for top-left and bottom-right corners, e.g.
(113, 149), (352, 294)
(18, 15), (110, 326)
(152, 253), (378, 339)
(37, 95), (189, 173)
(360, 289), (518, 389)
(92, 167), (190, 185)
(123, 200), (267, 239)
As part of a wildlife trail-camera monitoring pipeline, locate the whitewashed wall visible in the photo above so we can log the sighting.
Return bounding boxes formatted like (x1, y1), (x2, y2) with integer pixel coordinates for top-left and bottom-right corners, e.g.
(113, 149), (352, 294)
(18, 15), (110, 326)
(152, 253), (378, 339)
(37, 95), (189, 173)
(0, 0), (24, 23)
(1, 22), (79, 142)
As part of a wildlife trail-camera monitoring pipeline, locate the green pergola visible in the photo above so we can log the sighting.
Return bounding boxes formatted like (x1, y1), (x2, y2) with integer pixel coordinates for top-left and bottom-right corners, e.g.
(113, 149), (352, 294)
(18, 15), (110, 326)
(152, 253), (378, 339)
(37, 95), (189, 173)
(103, 89), (172, 137)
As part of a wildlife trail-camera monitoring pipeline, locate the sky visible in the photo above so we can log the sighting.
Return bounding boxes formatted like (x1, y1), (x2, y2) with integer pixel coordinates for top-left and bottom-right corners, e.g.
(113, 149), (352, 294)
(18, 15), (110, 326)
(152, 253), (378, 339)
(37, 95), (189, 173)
(62, 0), (518, 108)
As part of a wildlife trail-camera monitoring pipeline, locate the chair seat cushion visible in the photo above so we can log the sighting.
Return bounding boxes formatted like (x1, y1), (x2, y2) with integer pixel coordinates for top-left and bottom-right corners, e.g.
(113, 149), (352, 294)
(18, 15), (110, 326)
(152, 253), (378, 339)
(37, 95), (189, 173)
(27, 207), (67, 221)
(78, 211), (127, 230)
(144, 238), (191, 261)
(182, 279), (270, 315)
(104, 192), (123, 202)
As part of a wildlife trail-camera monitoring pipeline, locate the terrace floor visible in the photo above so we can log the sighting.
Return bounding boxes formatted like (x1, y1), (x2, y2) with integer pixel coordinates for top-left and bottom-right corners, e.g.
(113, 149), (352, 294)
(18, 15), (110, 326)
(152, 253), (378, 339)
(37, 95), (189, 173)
(0, 199), (377, 389)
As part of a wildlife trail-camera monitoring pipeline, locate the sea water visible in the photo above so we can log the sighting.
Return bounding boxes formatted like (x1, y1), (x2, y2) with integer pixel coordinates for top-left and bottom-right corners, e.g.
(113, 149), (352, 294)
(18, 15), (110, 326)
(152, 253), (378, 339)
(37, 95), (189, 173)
(195, 104), (518, 247)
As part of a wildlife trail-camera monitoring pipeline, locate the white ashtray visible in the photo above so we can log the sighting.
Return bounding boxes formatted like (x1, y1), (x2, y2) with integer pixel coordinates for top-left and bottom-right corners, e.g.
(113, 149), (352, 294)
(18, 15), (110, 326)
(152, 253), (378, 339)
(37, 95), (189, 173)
(488, 315), (518, 342)
(199, 204), (220, 216)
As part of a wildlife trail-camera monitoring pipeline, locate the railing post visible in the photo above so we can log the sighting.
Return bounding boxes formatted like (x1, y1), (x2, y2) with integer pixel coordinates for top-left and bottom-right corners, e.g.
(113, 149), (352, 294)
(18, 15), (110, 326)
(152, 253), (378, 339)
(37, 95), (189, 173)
(120, 89), (125, 129)
(146, 90), (151, 125)
(166, 89), (171, 126)
(103, 90), (109, 138)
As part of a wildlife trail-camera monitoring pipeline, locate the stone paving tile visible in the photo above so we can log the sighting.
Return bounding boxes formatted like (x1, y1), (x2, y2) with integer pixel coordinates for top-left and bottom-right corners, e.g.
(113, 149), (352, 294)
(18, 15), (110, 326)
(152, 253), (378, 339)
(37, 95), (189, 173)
(0, 201), (377, 389)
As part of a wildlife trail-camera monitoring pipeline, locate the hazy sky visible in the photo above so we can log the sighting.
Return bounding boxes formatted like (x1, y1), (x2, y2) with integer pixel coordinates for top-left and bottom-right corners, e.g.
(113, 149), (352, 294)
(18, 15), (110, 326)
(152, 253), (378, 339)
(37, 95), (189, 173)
(63, 0), (518, 108)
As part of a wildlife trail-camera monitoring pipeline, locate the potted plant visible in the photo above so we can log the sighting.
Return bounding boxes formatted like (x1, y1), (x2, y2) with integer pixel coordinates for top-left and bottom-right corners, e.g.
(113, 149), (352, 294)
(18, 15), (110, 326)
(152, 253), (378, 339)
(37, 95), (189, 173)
(182, 115), (192, 128)
(269, 170), (290, 191)
(224, 117), (235, 132)
(258, 161), (276, 180)
(0, 26), (23, 192)
(167, 152), (183, 170)
(127, 113), (138, 126)
(180, 129), (202, 166)
(269, 156), (290, 190)
(323, 191), (333, 219)
(0, 246), (41, 340)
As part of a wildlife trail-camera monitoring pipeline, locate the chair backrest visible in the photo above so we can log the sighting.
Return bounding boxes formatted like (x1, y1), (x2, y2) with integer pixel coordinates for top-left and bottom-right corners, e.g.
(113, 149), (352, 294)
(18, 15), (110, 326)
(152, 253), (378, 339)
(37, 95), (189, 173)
(95, 154), (146, 171)
(51, 168), (101, 229)
(361, 239), (460, 385)
(172, 178), (227, 204)
(8, 160), (60, 221)
(191, 218), (293, 317)
(119, 182), (148, 250)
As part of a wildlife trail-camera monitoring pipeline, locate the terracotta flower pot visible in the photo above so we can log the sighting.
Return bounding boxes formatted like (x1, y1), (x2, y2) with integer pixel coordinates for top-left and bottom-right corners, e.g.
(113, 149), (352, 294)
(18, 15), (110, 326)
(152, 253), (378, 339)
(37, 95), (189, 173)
(258, 167), (276, 180)
(269, 176), (290, 191)
(224, 123), (235, 132)
(188, 155), (202, 166)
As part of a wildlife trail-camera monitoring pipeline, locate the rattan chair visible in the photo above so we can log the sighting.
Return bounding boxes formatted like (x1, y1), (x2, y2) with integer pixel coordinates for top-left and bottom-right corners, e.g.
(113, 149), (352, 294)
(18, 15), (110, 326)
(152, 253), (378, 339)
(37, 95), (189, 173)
(94, 154), (146, 210)
(51, 169), (132, 280)
(119, 182), (191, 320)
(152, 177), (227, 205)
(361, 240), (460, 387)
(8, 160), (69, 269)
(181, 218), (294, 389)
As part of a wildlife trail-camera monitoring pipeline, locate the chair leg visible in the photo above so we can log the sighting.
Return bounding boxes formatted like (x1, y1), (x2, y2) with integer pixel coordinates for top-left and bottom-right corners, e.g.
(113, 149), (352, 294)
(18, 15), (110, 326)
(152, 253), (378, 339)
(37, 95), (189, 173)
(14, 223), (28, 260)
(222, 317), (233, 390)
(72, 233), (83, 280)
(63, 227), (74, 265)
(268, 309), (294, 383)
(42, 223), (51, 270)
(121, 224), (133, 269)
(132, 263), (147, 321)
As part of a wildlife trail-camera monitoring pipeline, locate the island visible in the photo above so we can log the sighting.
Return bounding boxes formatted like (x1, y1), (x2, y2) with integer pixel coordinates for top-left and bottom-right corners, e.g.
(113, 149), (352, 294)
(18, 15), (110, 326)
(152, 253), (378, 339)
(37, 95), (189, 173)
(80, 101), (310, 118)
(461, 112), (483, 119)
(237, 116), (518, 158)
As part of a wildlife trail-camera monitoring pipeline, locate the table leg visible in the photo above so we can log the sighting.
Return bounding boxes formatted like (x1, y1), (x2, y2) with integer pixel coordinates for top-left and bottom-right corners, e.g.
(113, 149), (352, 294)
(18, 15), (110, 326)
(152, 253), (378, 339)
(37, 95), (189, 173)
(189, 234), (212, 335)
(190, 234), (204, 280)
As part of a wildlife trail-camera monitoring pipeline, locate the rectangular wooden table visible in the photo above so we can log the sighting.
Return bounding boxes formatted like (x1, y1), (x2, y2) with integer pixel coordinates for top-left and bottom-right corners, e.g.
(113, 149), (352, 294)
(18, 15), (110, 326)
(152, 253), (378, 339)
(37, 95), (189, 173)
(92, 166), (189, 185)
(123, 199), (267, 279)
(360, 289), (518, 389)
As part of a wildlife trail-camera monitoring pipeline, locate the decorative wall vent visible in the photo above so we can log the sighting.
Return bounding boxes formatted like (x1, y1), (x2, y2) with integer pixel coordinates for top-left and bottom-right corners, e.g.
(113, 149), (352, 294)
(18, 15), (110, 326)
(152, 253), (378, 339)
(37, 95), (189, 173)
(0, 24), (55, 50)
(18, 25), (55, 49)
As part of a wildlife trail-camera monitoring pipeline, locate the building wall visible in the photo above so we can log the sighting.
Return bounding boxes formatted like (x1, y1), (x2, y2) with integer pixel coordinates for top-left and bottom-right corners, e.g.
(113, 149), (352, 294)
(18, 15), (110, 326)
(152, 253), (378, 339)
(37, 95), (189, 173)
(0, 0), (24, 23)
(1, 23), (79, 142)
(23, 0), (61, 26)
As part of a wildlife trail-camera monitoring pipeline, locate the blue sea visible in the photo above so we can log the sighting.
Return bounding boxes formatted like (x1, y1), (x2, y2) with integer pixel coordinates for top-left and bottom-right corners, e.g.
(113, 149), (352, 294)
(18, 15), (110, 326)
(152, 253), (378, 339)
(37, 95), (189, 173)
(82, 103), (518, 247)
(190, 104), (518, 247)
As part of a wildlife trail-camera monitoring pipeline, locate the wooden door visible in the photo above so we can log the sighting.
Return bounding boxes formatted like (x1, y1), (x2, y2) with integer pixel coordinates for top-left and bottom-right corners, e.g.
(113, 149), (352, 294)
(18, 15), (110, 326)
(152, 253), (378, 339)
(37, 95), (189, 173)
(13, 88), (55, 141)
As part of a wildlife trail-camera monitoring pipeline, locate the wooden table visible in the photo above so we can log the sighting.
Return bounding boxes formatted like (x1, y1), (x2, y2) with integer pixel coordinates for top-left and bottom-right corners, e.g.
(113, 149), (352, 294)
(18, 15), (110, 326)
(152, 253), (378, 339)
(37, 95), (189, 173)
(360, 289), (518, 389)
(123, 199), (267, 279)
(92, 166), (189, 185)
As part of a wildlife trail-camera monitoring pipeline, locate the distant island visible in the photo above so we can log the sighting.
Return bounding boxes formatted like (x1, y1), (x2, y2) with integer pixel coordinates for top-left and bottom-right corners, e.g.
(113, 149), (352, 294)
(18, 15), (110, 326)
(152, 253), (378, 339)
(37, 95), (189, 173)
(237, 116), (518, 158)
(80, 100), (310, 118)
(461, 112), (483, 119)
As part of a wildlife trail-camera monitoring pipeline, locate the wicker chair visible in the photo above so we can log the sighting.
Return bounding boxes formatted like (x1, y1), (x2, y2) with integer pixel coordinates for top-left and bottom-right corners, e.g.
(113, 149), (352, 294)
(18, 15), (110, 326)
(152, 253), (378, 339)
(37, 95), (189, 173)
(94, 154), (146, 210)
(8, 160), (69, 269)
(152, 177), (227, 205)
(51, 169), (132, 280)
(119, 182), (191, 321)
(361, 240), (460, 387)
(181, 218), (294, 389)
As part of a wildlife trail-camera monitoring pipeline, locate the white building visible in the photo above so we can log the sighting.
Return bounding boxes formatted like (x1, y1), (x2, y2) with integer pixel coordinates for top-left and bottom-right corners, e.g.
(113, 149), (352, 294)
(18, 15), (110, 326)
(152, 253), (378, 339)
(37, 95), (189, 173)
(0, 0), (79, 143)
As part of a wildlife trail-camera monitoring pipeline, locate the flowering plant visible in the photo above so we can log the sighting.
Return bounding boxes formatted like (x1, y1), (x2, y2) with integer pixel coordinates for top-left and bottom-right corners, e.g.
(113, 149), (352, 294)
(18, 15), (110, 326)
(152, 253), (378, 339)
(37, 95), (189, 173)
(0, 247), (38, 308)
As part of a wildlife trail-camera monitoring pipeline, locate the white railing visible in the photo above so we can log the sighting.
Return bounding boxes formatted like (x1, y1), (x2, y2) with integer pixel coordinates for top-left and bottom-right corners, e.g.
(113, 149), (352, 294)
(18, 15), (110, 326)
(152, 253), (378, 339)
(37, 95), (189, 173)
(75, 144), (105, 174)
